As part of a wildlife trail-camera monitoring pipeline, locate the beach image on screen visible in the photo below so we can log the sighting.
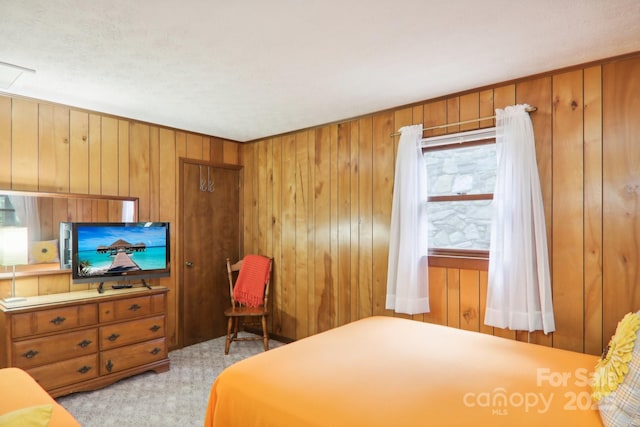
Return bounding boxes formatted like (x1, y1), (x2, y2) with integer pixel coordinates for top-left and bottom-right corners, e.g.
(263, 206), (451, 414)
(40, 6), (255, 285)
(76, 225), (167, 277)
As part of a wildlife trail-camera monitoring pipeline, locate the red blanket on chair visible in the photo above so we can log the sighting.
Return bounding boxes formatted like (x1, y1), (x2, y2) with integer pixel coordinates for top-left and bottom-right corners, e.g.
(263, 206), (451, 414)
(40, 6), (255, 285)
(233, 255), (271, 307)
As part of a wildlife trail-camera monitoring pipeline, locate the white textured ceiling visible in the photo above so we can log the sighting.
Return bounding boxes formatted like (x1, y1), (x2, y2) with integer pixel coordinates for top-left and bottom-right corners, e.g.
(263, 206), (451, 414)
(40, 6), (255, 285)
(1, 1), (639, 142)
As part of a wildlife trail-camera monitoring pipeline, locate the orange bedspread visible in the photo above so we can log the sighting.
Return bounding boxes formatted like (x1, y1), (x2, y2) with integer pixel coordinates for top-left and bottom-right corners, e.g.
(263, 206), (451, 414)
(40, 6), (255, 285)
(205, 316), (603, 427)
(0, 367), (81, 426)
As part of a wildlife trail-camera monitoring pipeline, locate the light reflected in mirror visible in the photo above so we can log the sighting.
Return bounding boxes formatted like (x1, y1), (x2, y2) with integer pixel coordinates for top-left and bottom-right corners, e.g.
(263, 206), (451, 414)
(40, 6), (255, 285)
(0, 190), (138, 279)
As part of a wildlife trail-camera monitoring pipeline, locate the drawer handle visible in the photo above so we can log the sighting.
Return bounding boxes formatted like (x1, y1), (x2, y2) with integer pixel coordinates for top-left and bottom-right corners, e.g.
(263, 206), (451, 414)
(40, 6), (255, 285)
(50, 316), (66, 325)
(150, 325), (161, 332)
(78, 339), (92, 348)
(22, 350), (39, 359)
(77, 366), (92, 374)
(106, 360), (114, 373)
(107, 333), (120, 342)
(128, 304), (141, 311)
(150, 347), (161, 355)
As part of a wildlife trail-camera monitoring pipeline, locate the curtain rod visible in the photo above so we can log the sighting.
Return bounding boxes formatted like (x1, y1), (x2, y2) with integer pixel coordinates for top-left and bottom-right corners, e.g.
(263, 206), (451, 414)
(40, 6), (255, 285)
(390, 105), (537, 137)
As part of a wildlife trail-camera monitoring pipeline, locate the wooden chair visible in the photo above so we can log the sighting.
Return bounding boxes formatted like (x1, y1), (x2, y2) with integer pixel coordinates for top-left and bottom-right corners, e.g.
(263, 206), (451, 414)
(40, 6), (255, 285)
(224, 255), (272, 355)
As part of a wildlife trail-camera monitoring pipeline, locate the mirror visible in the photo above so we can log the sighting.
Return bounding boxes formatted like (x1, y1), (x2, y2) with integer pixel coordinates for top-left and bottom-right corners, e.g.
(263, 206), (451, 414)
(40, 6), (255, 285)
(0, 190), (138, 279)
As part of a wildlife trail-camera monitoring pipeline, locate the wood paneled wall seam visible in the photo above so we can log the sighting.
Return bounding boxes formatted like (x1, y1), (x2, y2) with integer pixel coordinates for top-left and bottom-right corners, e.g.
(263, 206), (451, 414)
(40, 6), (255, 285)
(0, 95), (241, 350)
(241, 53), (640, 355)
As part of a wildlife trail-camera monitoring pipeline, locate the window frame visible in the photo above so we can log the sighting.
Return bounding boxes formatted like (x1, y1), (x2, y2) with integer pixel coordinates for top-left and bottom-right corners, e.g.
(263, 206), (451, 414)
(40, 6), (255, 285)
(423, 136), (496, 268)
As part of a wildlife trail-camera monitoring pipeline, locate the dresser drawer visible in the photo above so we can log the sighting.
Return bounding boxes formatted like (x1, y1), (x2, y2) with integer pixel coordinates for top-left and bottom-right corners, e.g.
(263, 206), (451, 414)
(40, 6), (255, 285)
(13, 328), (98, 369)
(100, 315), (165, 350)
(28, 354), (98, 390)
(100, 296), (152, 322)
(101, 338), (166, 375)
(12, 304), (98, 338)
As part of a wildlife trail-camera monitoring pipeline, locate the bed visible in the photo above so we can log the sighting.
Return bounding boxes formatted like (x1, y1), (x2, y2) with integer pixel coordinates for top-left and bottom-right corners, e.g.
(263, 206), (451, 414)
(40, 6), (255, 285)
(205, 316), (603, 427)
(0, 367), (81, 426)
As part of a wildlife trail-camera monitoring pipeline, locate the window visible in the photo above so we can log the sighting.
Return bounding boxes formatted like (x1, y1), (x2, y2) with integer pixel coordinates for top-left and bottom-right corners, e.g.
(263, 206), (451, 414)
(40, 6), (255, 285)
(423, 137), (496, 258)
(0, 196), (17, 227)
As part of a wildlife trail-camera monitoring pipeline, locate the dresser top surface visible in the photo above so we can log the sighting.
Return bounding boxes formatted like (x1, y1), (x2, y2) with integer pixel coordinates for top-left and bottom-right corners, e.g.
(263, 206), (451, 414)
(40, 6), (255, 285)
(0, 286), (168, 312)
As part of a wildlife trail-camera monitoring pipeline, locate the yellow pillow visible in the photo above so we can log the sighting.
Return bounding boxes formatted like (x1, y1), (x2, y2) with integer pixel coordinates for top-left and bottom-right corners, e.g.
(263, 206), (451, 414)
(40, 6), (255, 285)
(0, 404), (53, 427)
(29, 240), (59, 264)
(593, 311), (640, 426)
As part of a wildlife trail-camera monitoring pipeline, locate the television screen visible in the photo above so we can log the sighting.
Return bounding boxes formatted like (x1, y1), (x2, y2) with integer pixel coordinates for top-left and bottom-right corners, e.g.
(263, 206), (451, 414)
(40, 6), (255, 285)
(71, 222), (170, 288)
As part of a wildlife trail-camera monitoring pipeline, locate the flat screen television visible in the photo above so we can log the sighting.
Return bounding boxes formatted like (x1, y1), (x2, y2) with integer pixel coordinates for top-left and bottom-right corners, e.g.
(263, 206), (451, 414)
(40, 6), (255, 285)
(71, 222), (170, 293)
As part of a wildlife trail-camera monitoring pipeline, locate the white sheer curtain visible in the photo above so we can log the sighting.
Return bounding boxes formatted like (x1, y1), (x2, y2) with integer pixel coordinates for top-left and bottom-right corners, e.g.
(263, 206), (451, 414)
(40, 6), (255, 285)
(9, 196), (40, 241)
(484, 104), (555, 334)
(386, 124), (430, 315)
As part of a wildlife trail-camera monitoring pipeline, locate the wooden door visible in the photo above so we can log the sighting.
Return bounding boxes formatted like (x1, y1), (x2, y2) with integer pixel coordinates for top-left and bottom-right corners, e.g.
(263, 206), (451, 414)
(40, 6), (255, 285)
(181, 160), (241, 347)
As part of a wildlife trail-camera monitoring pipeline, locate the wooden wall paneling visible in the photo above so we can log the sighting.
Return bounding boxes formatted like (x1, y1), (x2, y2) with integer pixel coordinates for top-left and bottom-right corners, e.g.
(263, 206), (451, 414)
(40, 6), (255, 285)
(66, 198), (77, 221)
(603, 56), (640, 342)
(423, 267), (447, 325)
(129, 123), (151, 220)
(88, 114), (102, 195)
(39, 274), (70, 296)
(552, 69), (585, 352)
(337, 122), (352, 326)
(493, 84), (516, 111)
(280, 134), (297, 338)
(37, 197), (53, 239)
(69, 110), (89, 194)
(479, 89), (494, 128)
(349, 121), (360, 321)
(101, 117), (119, 196)
(459, 92), (480, 132)
(372, 112), (394, 320)
(314, 126), (333, 333)
(258, 139), (269, 258)
(174, 129), (187, 347)
(18, 277), (38, 299)
(52, 197), (70, 228)
(583, 66), (603, 355)
(209, 138), (224, 163)
(222, 140), (238, 165)
(202, 136), (211, 162)
(159, 127), (177, 347)
(148, 127), (160, 221)
(446, 268), (460, 327)
(459, 269), (480, 331)
(329, 125), (340, 327)
(516, 76), (553, 347)
(423, 99), (446, 138)
(358, 118), (374, 317)
(107, 199), (122, 221)
(264, 141), (274, 268)
(0, 97), (10, 186)
(246, 143), (259, 253)
(186, 133), (203, 160)
(118, 120), (130, 197)
(239, 141), (251, 253)
(270, 136), (284, 335)
(11, 99), (39, 191)
(305, 131), (316, 335)
(38, 104), (70, 193)
(295, 131), (310, 338)
(478, 270), (492, 334)
(446, 97), (460, 134)
(92, 199), (109, 222)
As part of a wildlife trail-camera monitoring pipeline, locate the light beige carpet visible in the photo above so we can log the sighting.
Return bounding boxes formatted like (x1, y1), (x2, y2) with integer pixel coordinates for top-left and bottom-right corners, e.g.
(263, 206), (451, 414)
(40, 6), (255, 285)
(57, 334), (282, 427)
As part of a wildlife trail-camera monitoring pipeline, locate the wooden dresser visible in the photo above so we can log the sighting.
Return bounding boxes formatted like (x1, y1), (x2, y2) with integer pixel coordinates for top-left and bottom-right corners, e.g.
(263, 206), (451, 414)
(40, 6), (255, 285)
(0, 286), (169, 398)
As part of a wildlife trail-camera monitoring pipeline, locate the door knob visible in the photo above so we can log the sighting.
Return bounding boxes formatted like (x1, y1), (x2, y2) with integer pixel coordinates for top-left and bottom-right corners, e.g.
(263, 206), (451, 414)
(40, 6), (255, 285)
(185, 261), (194, 267)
